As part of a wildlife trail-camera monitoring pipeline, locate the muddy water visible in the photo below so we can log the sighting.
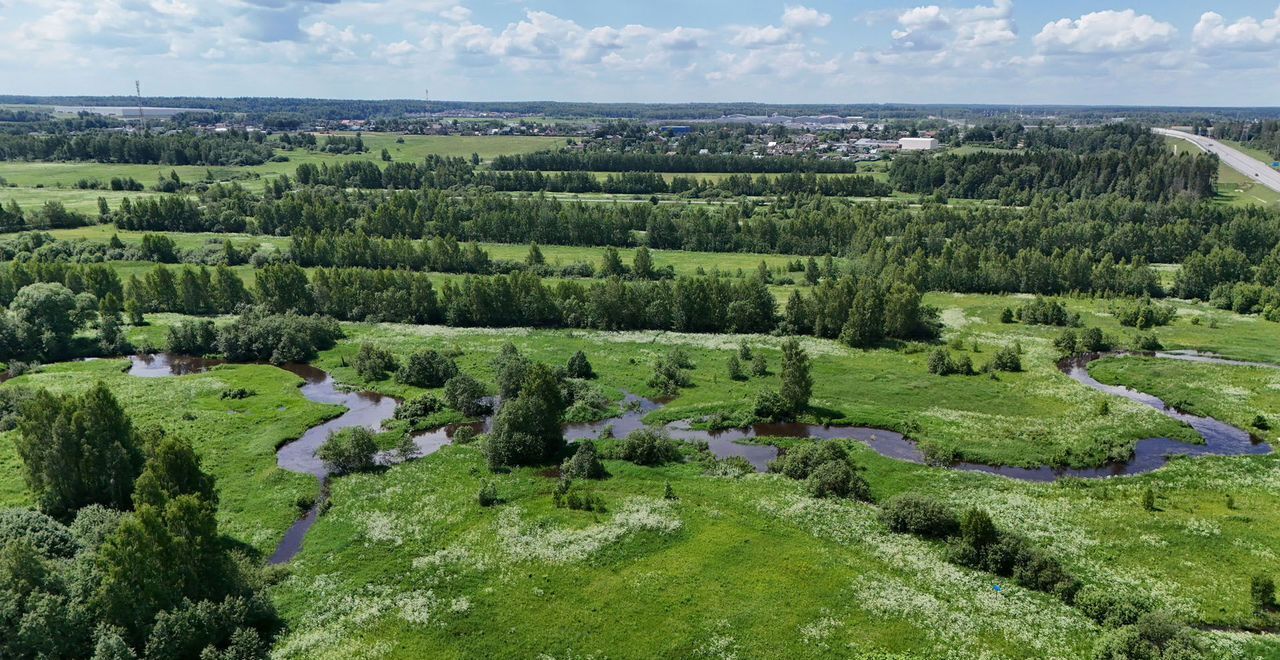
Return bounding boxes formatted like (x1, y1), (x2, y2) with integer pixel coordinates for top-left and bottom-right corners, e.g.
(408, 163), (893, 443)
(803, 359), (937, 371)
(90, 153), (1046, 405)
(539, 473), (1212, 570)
(124, 349), (1274, 561)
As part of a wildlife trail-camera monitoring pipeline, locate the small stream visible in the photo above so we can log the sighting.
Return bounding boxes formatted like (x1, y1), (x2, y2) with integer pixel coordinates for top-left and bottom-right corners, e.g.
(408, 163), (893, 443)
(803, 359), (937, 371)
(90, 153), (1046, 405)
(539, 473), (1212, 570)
(124, 349), (1274, 563)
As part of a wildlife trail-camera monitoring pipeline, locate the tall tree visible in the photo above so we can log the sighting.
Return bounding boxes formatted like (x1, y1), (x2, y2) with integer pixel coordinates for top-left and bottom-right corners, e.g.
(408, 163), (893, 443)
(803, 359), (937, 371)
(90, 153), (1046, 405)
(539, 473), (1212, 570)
(779, 338), (812, 416)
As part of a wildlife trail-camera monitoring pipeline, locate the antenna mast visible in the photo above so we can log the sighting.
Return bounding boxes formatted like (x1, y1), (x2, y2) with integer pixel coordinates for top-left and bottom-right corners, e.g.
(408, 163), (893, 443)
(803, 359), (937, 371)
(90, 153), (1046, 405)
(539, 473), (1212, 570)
(134, 80), (144, 127)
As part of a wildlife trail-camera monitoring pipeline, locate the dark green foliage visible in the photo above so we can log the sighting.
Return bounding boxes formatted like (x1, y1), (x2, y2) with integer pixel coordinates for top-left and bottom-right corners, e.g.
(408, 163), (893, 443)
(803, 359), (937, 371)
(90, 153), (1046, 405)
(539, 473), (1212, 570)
(444, 373), (490, 418)
(486, 363), (566, 469)
(220, 388), (255, 400)
(1075, 587), (1155, 627)
(1091, 612), (1204, 660)
(1111, 297), (1177, 329)
(217, 307), (342, 364)
(396, 349), (459, 388)
(1142, 487), (1156, 511)
(452, 426), (478, 445)
(750, 352), (768, 377)
(561, 440), (607, 479)
(492, 343), (530, 400)
(999, 307), (1014, 323)
(69, 505), (124, 551)
(566, 350), (595, 380)
(663, 482), (678, 500)
(949, 508), (1079, 600)
(132, 432), (218, 511)
(986, 344), (1022, 372)
(352, 343), (397, 381)
(15, 383), (145, 520)
(8, 282), (82, 360)
(779, 339), (812, 416)
(317, 427), (378, 475)
(648, 348), (693, 396)
(1132, 333), (1164, 351)
(769, 442), (871, 501)
(395, 394), (444, 423)
(0, 508), (78, 558)
(1251, 574), (1276, 612)
(1253, 415), (1271, 431)
(552, 479), (606, 512)
(928, 349), (974, 376)
(167, 319), (218, 356)
(477, 481), (499, 507)
(879, 493), (960, 539)
(726, 354), (745, 381)
(1015, 297), (1078, 326)
(619, 428), (681, 466)
(753, 388), (789, 421)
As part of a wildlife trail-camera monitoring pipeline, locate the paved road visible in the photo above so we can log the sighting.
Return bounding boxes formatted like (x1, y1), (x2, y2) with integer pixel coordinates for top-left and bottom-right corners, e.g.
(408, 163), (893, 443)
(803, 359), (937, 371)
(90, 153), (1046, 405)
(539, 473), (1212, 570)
(1154, 127), (1280, 195)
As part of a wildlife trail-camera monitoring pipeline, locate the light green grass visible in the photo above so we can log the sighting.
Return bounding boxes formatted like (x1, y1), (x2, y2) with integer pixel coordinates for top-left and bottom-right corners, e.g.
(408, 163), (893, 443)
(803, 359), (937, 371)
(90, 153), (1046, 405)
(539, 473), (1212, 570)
(1090, 357), (1280, 444)
(0, 187), (158, 214)
(0, 356), (338, 555)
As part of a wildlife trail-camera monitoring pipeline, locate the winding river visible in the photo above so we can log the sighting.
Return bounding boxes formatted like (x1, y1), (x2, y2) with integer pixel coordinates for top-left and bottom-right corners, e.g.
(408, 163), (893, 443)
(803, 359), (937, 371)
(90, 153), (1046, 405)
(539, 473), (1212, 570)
(124, 349), (1274, 563)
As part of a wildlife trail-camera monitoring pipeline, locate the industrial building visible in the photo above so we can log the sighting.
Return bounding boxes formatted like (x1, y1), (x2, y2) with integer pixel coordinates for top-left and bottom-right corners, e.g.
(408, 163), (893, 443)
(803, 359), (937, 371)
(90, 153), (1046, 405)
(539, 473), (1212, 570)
(898, 137), (940, 151)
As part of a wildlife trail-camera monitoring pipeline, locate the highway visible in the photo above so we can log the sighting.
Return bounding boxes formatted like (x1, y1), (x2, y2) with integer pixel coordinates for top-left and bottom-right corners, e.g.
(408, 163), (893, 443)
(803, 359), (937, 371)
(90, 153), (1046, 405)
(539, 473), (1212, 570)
(1153, 127), (1280, 195)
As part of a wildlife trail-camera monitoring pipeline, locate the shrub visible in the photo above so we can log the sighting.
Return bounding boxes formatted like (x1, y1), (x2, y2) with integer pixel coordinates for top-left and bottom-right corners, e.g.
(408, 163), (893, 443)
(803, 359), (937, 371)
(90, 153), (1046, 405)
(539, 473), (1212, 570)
(1074, 587), (1154, 627)
(987, 344), (1021, 372)
(726, 354), (746, 381)
(561, 440), (607, 479)
(317, 427), (378, 475)
(452, 425), (478, 445)
(1131, 333), (1163, 351)
(753, 388), (788, 421)
(804, 460), (870, 500)
(1142, 487), (1156, 511)
(218, 307), (343, 364)
(751, 352), (768, 377)
(566, 350), (595, 379)
(648, 348), (693, 396)
(444, 373), (489, 417)
(167, 319), (218, 355)
(395, 394), (444, 423)
(879, 493), (960, 539)
(620, 428), (681, 466)
(769, 442), (849, 480)
(0, 508), (78, 558)
(663, 482), (678, 500)
(1015, 297), (1078, 326)
(1252, 574), (1276, 612)
(1079, 327), (1109, 353)
(1111, 297), (1177, 329)
(396, 349), (458, 388)
(478, 481), (499, 507)
(353, 343), (397, 381)
(1253, 415), (1271, 431)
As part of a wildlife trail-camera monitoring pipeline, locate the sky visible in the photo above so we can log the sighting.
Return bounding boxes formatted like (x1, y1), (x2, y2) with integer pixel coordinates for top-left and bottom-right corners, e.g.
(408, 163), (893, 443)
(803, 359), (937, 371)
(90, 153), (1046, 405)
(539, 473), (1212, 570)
(1, 0), (1278, 106)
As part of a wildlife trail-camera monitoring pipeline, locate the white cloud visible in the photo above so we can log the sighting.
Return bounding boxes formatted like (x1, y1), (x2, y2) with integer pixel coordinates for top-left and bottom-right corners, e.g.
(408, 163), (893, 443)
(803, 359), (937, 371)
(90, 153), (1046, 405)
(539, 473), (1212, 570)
(781, 5), (831, 31)
(1193, 7), (1280, 51)
(730, 24), (791, 48)
(1034, 10), (1176, 54)
(887, 0), (1016, 58)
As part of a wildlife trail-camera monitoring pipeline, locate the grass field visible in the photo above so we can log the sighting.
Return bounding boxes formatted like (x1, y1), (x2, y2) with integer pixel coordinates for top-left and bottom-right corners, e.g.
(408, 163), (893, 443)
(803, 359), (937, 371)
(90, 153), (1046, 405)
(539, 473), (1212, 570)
(2, 294), (1280, 656)
(0, 186), (157, 214)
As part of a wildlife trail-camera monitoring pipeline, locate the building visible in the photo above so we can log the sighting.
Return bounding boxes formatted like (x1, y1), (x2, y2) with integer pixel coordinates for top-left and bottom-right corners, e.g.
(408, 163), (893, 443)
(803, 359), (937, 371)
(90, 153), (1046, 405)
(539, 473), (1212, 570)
(899, 137), (940, 151)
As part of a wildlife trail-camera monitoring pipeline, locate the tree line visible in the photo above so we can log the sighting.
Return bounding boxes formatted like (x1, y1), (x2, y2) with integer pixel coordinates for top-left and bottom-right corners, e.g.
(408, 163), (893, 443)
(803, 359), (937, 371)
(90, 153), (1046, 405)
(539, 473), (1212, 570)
(490, 150), (862, 174)
(0, 129), (276, 166)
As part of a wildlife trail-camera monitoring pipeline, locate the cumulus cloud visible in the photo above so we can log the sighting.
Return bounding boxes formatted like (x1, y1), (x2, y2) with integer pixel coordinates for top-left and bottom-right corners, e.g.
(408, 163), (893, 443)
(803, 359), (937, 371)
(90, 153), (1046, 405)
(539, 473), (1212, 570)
(1034, 9), (1177, 54)
(1193, 7), (1280, 51)
(886, 0), (1016, 59)
(781, 5), (832, 30)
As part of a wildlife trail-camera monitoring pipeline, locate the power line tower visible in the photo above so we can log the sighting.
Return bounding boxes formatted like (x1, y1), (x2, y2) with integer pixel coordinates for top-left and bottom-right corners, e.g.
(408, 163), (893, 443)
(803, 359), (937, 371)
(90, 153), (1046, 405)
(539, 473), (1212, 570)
(134, 80), (145, 128)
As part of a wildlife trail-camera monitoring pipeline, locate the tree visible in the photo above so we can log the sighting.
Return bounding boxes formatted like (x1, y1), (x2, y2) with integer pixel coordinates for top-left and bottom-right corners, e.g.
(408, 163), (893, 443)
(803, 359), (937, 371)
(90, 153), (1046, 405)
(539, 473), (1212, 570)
(525, 242), (544, 266)
(10, 282), (80, 360)
(804, 257), (820, 285)
(599, 247), (626, 278)
(317, 427), (378, 475)
(486, 363), (566, 469)
(779, 338), (812, 416)
(726, 354), (746, 381)
(444, 373), (489, 417)
(839, 283), (884, 348)
(16, 383), (145, 520)
(632, 246), (654, 280)
(492, 342), (530, 400)
(751, 351), (769, 377)
(353, 343), (397, 381)
(561, 440), (606, 479)
(396, 349), (458, 388)
(566, 350), (595, 379)
(132, 433), (218, 510)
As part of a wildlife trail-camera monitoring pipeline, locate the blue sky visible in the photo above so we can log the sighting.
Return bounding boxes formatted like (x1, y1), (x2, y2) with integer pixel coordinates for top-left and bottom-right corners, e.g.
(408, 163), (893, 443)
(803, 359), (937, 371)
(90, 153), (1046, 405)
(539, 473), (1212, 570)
(1, 1), (1278, 105)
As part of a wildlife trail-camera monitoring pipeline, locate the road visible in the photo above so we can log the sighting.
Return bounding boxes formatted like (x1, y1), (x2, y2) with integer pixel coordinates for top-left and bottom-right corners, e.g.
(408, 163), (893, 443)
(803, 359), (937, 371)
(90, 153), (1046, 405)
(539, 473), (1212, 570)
(1153, 127), (1280, 195)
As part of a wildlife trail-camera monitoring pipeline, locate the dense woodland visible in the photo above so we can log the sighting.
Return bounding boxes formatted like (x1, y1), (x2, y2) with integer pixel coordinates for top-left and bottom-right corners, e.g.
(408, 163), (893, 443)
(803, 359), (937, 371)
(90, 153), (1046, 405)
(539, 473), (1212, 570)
(0, 130), (276, 166)
(489, 151), (861, 174)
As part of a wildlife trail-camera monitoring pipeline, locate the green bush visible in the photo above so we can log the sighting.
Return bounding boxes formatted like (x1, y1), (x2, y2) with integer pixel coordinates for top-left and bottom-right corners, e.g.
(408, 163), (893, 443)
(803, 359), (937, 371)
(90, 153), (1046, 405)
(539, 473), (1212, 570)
(566, 350), (595, 379)
(395, 349), (458, 388)
(317, 427), (378, 475)
(804, 460), (870, 501)
(444, 373), (490, 418)
(561, 440), (607, 479)
(353, 343), (398, 381)
(619, 428), (681, 466)
(879, 493), (959, 539)
(1074, 586), (1153, 627)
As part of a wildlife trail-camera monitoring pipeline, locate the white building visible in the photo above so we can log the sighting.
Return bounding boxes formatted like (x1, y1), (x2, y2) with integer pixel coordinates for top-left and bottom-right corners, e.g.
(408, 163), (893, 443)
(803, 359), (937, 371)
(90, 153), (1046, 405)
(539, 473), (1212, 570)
(899, 137), (940, 151)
